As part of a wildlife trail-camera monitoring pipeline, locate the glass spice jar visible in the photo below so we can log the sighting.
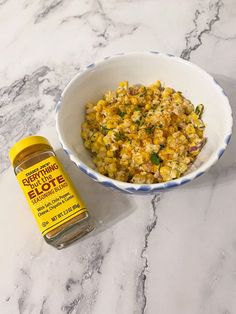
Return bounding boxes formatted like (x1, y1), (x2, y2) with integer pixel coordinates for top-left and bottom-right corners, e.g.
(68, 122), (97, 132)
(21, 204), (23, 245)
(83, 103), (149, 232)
(9, 135), (95, 249)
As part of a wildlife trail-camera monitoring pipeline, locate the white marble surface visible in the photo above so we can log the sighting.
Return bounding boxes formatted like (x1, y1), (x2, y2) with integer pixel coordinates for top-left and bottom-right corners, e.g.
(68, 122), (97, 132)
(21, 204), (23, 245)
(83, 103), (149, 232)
(0, 0), (236, 313)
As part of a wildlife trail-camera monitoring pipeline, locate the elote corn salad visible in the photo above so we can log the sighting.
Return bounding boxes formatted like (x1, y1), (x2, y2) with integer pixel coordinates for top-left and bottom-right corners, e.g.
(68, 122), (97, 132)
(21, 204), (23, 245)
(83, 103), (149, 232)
(81, 81), (206, 184)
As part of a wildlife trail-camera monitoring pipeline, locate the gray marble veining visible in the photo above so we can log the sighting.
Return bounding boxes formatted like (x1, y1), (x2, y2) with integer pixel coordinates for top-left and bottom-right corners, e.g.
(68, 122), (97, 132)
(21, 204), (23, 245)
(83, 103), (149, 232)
(181, 0), (223, 60)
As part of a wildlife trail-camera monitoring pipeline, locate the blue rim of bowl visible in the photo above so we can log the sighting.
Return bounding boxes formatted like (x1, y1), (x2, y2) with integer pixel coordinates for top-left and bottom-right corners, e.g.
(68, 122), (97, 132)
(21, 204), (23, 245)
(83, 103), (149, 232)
(55, 51), (233, 193)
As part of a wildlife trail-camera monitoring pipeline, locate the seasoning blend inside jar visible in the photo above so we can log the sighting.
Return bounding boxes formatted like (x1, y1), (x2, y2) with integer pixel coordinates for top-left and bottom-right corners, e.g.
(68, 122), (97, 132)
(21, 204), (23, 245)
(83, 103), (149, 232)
(9, 136), (95, 249)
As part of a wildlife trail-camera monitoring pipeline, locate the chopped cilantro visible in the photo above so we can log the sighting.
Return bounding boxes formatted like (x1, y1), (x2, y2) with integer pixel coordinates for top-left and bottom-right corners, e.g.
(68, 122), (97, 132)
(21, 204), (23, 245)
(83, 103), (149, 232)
(100, 126), (110, 135)
(135, 119), (144, 126)
(146, 126), (155, 134)
(118, 110), (126, 118)
(150, 153), (161, 166)
(139, 86), (147, 96)
(195, 104), (204, 118)
(115, 132), (126, 141)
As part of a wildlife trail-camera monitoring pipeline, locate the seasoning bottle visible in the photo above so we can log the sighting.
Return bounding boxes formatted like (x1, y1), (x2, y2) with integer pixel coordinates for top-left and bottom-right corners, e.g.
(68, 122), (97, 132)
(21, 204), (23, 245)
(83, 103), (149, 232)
(9, 136), (95, 249)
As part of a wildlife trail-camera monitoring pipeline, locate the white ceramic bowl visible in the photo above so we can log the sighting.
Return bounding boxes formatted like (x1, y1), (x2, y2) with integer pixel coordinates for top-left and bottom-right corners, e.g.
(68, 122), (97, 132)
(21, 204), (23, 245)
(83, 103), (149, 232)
(56, 52), (233, 194)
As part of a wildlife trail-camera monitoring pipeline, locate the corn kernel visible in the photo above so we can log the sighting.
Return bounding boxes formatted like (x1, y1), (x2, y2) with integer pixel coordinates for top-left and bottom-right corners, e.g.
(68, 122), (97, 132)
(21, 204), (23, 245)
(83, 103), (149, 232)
(107, 150), (113, 157)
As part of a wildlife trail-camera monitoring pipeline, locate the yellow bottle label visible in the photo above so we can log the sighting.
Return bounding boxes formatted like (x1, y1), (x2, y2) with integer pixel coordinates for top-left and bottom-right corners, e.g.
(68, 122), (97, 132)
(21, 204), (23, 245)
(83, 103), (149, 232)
(17, 156), (87, 235)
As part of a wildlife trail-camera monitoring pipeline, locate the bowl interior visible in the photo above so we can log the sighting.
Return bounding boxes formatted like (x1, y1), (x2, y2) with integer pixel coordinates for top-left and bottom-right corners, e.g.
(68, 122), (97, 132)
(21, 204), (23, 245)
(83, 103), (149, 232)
(57, 53), (232, 180)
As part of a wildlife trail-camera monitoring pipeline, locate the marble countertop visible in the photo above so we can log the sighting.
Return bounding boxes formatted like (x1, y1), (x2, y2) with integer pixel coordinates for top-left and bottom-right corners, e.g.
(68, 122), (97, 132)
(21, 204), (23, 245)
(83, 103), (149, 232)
(1, 0), (236, 313)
